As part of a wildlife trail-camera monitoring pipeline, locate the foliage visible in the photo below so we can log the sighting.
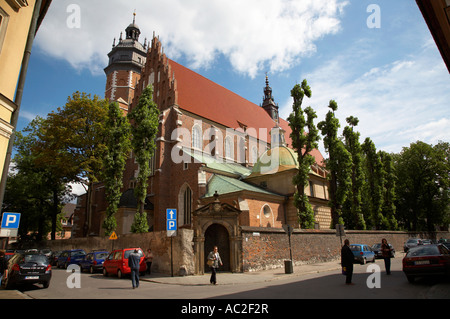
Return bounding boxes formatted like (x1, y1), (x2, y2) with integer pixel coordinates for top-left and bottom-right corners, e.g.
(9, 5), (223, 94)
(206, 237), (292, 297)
(394, 141), (449, 231)
(101, 102), (132, 236)
(127, 85), (160, 233)
(379, 151), (398, 230)
(287, 80), (320, 229)
(342, 117), (366, 229)
(318, 100), (352, 227)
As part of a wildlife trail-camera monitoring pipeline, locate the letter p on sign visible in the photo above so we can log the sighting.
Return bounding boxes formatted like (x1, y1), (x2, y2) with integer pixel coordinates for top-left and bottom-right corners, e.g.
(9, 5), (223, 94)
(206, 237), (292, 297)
(1, 213), (20, 229)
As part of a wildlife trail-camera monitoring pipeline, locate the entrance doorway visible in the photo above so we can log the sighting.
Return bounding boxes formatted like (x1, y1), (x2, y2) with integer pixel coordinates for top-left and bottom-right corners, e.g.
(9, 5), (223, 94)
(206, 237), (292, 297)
(204, 223), (230, 272)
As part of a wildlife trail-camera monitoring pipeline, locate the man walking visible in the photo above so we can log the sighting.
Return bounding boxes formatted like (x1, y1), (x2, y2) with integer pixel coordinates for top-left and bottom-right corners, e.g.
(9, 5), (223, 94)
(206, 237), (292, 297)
(128, 249), (141, 289)
(341, 239), (355, 285)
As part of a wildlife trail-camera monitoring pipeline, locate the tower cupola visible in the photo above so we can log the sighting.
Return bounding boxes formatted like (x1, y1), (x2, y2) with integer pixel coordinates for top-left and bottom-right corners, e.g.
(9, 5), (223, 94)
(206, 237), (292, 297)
(261, 75), (279, 122)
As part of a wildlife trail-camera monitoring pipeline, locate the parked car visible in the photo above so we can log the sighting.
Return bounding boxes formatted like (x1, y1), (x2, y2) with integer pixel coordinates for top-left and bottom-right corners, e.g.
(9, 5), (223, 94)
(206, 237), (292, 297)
(402, 244), (450, 283)
(49, 251), (61, 266)
(1, 252), (51, 289)
(103, 248), (146, 279)
(80, 251), (109, 273)
(57, 249), (86, 269)
(372, 243), (395, 259)
(403, 238), (423, 252)
(349, 244), (376, 264)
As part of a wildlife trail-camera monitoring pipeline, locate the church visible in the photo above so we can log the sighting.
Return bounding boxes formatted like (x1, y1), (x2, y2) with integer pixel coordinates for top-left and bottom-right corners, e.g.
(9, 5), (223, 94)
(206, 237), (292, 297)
(72, 17), (331, 273)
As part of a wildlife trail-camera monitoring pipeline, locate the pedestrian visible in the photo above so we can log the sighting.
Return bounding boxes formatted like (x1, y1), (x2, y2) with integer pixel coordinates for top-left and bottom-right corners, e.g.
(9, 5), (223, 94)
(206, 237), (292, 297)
(0, 250), (8, 283)
(128, 249), (141, 289)
(381, 238), (392, 275)
(145, 248), (153, 275)
(341, 239), (355, 285)
(207, 246), (222, 285)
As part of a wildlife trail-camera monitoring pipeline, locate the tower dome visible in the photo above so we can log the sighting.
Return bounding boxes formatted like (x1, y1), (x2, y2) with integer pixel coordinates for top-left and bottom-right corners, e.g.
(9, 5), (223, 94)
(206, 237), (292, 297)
(247, 146), (299, 177)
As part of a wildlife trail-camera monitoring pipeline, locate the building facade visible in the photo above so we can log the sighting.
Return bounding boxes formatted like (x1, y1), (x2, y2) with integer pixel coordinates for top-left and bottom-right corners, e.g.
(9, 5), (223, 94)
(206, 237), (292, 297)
(73, 20), (331, 273)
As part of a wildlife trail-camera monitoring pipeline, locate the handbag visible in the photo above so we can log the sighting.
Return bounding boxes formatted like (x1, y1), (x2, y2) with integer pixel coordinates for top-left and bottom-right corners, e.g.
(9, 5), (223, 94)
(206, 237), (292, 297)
(342, 267), (347, 275)
(207, 259), (213, 267)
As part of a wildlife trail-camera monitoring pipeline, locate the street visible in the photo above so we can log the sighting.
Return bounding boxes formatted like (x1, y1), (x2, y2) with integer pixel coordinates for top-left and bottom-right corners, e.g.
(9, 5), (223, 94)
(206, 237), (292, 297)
(9, 255), (449, 300)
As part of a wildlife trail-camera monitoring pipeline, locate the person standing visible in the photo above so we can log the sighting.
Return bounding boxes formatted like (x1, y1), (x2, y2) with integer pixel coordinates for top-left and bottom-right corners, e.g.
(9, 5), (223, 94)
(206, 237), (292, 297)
(145, 248), (153, 275)
(128, 249), (141, 289)
(0, 251), (8, 283)
(341, 239), (355, 285)
(207, 246), (223, 285)
(381, 238), (392, 275)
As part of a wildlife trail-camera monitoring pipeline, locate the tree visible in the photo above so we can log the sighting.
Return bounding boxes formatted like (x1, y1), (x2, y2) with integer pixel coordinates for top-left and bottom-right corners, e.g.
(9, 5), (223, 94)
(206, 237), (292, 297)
(379, 151), (398, 230)
(342, 116), (366, 229)
(101, 102), (132, 236)
(394, 141), (449, 231)
(35, 92), (108, 236)
(317, 100), (352, 227)
(287, 80), (320, 229)
(5, 118), (73, 240)
(362, 138), (386, 229)
(128, 85), (160, 233)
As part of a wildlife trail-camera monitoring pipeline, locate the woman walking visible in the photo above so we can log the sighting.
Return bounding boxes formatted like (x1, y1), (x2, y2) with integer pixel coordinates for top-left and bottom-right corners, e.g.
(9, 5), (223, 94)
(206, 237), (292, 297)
(207, 246), (223, 285)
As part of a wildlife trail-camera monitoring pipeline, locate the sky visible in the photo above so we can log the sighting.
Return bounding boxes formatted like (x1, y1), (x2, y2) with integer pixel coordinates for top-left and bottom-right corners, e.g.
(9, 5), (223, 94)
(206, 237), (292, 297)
(18, 0), (449, 169)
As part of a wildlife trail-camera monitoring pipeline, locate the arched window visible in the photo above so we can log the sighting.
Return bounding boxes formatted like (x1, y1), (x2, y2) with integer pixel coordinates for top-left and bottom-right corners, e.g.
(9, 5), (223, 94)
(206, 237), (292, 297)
(178, 183), (193, 226)
(251, 146), (258, 164)
(192, 125), (202, 150)
(225, 136), (233, 160)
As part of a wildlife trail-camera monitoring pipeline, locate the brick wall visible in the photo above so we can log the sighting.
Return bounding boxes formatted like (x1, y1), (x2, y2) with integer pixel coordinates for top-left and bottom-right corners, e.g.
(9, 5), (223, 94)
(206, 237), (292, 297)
(241, 226), (450, 272)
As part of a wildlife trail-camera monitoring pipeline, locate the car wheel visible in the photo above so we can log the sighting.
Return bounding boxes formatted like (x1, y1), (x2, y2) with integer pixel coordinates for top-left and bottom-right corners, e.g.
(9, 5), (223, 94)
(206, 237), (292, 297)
(42, 281), (50, 289)
(406, 275), (415, 283)
(117, 269), (122, 279)
(103, 268), (108, 277)
(362, 258), (366, 265)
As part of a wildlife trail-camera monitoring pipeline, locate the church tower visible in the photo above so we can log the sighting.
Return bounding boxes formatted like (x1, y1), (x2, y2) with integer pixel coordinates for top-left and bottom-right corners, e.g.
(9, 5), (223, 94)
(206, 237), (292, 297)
(261, 75), (279, 122)
(104, 13), (147, 114)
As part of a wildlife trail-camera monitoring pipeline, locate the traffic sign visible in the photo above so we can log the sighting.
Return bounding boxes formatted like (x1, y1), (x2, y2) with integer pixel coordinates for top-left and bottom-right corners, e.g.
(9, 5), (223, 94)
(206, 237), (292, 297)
(166, 209), (177, 237)
(109, 231), (118, 240)
(1, 212), (20, 229)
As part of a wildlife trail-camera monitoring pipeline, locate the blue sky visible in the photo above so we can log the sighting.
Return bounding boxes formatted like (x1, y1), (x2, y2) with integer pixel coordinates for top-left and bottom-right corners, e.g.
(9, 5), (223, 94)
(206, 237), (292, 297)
(18, 0), (449, 161)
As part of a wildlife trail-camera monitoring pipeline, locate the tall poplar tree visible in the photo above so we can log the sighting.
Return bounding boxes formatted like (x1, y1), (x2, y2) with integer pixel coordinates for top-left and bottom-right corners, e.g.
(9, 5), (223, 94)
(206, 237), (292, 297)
(102, 101), (132, 236)
(362, 138), (386, 229)
(342, 116), (366, 229)
(287, 80), (320, 229)
(317, 100), (351, 227)
(128, 85), (160, 233)
(379, 151), (398, 230)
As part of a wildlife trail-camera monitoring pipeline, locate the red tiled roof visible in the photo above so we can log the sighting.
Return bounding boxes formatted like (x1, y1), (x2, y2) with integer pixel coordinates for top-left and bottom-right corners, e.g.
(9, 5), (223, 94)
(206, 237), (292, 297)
(168, 59), (325, 166)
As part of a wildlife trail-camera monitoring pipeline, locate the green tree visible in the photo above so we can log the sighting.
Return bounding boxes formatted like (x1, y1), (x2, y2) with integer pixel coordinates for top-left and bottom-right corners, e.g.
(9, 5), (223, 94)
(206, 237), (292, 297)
(128, 85), (160, 233)
(362, 138), (386, 229)
(35, 92), (108, 236)
(379, 151), (398, 230)
(101, 102), (132, 236)
(5, 118), (72, 240)
(318, 100), (352, 227)
(342, 116), (366, 229)
(287, 80), (320, 229)
(394, 141), (449, 231)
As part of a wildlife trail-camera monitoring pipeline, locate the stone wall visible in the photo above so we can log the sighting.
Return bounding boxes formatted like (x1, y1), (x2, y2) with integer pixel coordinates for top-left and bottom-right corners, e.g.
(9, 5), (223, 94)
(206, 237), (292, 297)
(35, 229), (195, 276)
(241, 226), (450, 272)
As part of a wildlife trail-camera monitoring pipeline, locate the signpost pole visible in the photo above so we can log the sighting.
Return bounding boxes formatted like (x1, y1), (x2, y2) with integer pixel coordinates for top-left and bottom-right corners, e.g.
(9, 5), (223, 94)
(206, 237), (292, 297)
(166, 209), (177, 277)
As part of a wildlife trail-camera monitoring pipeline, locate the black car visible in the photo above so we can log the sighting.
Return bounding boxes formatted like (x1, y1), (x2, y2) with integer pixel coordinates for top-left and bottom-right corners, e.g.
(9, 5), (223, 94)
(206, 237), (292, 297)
(372, 243), (395, 258)
(2, 252), (52, 289)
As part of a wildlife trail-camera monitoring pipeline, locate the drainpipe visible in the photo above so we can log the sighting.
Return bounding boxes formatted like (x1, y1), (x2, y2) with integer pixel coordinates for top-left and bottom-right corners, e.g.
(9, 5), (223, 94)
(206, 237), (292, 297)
(0, 0), (44, 209)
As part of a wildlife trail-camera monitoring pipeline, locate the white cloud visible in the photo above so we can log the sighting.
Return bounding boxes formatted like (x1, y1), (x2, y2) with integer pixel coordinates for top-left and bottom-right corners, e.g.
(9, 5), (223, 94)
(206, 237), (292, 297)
(35, 0), (348, 77)
(280, 37), (450, 154)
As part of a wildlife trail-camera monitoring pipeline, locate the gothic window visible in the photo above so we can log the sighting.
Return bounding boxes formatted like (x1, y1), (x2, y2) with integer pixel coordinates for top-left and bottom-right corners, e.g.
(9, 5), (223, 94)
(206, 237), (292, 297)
(178, 184), (193, 226)
(192, 125), (202, 150)
(251, 146), (258, 165)
(225, 136), (233, 160)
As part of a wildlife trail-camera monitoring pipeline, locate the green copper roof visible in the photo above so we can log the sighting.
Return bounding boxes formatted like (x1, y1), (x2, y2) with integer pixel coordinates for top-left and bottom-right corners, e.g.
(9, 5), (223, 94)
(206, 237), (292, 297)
(203, 174), (280, 198)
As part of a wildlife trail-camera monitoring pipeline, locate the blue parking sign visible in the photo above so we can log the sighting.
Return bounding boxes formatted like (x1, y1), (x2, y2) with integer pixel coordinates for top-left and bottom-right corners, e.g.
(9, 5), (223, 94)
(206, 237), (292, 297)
(166, 209), (177, 231)
(1, 213), (21, 229)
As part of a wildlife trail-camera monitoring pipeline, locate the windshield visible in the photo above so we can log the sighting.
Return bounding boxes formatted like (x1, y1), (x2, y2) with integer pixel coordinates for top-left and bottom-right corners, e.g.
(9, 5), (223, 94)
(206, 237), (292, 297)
(407, 246), (439, 257)
(24, 255), (48, 264)
(96, 252), (108, 259)
(349, 245), (361, 251)
(71, 251), (86, 257)
(124, 249), (143, 259)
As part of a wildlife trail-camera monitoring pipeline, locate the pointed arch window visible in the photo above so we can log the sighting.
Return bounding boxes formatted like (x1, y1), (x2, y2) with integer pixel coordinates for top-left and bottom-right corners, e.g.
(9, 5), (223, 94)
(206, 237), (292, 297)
(192, 125), (202, 150)
(225, 136), (233, 160)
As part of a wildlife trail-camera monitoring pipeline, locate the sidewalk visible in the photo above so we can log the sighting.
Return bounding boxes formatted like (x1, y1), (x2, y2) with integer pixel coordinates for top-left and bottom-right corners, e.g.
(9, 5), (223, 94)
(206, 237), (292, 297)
(141, 259), (342, 286)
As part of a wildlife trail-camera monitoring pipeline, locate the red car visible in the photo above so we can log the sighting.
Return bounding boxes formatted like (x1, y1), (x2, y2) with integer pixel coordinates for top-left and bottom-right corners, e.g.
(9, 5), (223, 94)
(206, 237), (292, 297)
(402, 244), (450, 283)
(102, 248), (147, 279)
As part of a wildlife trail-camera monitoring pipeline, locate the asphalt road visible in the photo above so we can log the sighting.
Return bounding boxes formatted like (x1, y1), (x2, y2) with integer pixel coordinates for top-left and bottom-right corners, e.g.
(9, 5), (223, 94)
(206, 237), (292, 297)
(13, 256), (450, 300)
